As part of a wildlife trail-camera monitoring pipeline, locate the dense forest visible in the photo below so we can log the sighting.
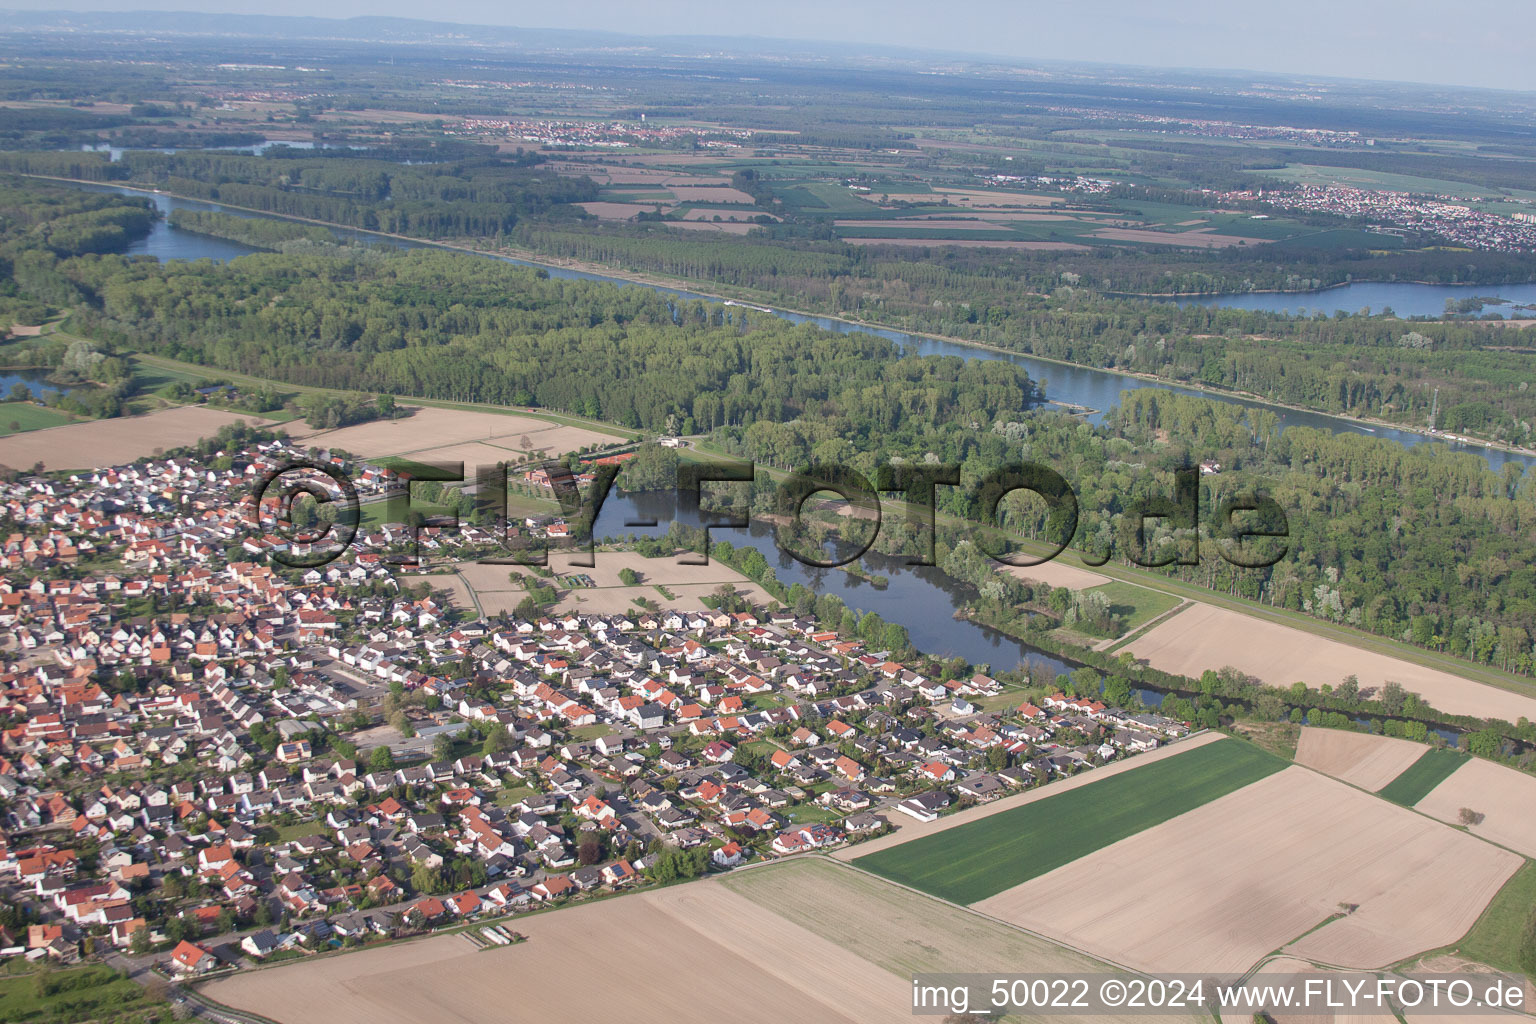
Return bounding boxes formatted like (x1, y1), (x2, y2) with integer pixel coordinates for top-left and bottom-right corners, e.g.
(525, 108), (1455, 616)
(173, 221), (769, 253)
(53, 244), (1040, 433)
(518, 223), (1536, 443)
(0, 149), (597, 239)
(709, 385), (1536, 678)
(167, 209), (335, 248)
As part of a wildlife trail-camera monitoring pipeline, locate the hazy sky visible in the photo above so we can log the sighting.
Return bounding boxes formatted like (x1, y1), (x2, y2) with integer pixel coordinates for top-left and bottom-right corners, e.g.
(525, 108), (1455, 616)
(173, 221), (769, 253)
(15, 1), (1536, 92)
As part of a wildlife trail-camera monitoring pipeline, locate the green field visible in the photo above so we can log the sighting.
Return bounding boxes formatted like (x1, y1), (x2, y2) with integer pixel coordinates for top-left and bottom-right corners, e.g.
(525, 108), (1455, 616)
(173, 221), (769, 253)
(0, 401), (74, 434)
(1086, 579), (1182, 634)
(1376, 748), (1470, 806)
(775, 181), (879, 214)
(0, 963), (165, 1024)
(1451, 858), (1536, 972)
(853, 738), (1285, 904)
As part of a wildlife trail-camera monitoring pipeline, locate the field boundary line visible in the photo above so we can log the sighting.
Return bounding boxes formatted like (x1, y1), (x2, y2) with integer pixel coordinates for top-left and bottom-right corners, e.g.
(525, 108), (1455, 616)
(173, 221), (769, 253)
(1102, 598), (1192, 653)
(812, 855), (1147, 975)
(1289, 752), (1536, 864)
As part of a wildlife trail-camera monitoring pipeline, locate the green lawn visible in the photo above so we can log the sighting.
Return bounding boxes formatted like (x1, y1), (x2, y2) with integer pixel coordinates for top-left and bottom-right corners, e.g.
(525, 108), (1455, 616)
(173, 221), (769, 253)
(494, 785), (538, 808)
(1452, 858), (1536, 971)
(1376, 748), (1470, 806)
(268, 820), (325, 843)
(1087, 580), (1182, 634)
(853, 738), (1286, 904)
(568, 724), (614, 740)
(0, 963), (165, 1024)
(0, 401), (74, 435)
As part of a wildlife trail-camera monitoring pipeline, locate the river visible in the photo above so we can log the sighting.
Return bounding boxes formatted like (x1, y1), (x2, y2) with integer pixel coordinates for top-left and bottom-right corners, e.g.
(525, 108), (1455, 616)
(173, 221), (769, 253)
(1169, 280), (1536, 319)
(593, 490), (1075, 678)
(67, 182), (1536, 472)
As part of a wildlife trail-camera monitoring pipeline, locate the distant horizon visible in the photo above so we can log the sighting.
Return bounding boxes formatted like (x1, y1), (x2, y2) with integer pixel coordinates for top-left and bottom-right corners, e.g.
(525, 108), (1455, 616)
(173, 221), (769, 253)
(2, 3), (1534, 94)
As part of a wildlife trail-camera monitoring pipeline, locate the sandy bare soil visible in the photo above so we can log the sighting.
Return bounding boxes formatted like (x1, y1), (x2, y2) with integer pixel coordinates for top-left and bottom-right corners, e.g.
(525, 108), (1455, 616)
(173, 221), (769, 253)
(398, 573), (477, 612)
(1001, 560), (1111, 590)
(284, 406), (622, 463)
(576, 201), (660, 219)
(1414, 757), (1536, 858)
(207, 860), (1204, 1024)
(681, 207), (776, 222)
(725, 859), (1110, 973)
(203, 880), (908, 1024)
(1090, 227), (1270, 248)
(559, 166), (731, 186)
(879, 211), (1097, 223)
(832, 218), (1024, 231)
(1123, 602), (1536, 723)
(842, 237), (1092, 250)
(543, 550), (757, 590)
(933, 188), (1064, 207)
(452, 560), (531, 595)
(721, 860), (1201, 1024)
(454, 551), (773, 616)
(559, 551), (775, 613)
(0, 406), (278, 471)
(556, 580), (774, 615)
(832, 732), (1225, 861)
(1293, 727), (1430, 792)
(664, 221), (759, 234)
(975, 766), (1521, 974)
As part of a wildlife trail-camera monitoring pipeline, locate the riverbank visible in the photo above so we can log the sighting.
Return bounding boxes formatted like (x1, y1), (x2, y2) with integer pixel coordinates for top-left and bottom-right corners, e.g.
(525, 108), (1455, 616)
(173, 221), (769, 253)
(29, 174), (1536, 461)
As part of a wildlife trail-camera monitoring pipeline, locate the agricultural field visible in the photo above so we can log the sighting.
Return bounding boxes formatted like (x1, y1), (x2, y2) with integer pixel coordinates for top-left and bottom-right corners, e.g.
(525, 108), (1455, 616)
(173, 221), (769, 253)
(283, 405), (625, 465)
(722, 860), (1209, 1024)
(0, 401), (75, 435)
(762, 180), (1338, 249)
(397, 572), (478, 613)
(1412, 757), (1536, 857)
(0, 963), (166, 1024)
(1003, 560), (1111, 590)
(1122, 601), (1536, 723)
(1375, 749), (1470, 806)
(833, 732), (1227, 861)
(205, 860), (1209, 1024)
(853, 737), (1285, 903)
(977, 766), (1522, 973)
(1081, 580), (1183, 635)
(1451, 860), (1536, 973)
(451, 550), (772, 616)
(840, 237), (1089, 250)
(1292, 726), (1431, 791)
(451, 561), (537, 616)
(0, 405), (279, 471)
(547, 550), (773, 614)
(202, 874), (917, 1024)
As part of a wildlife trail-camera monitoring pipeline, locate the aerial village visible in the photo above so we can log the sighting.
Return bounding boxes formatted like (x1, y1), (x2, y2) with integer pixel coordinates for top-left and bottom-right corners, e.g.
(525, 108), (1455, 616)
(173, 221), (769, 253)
(0, 436), (1190, 979)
